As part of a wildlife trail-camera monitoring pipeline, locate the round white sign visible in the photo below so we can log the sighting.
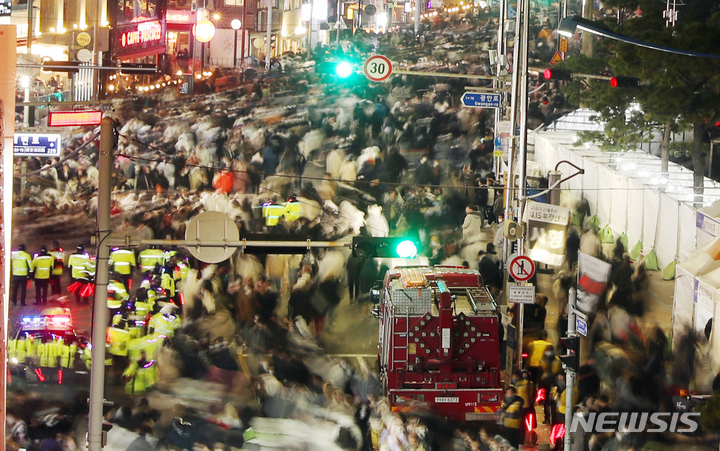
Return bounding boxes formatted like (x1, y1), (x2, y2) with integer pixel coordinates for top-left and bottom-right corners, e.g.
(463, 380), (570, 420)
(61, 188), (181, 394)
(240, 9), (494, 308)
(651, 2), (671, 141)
(363, 55), (393, 82)
(509, 255), (535, 282)
(76, 48), (92, 63)
(185, 211), (240, 263)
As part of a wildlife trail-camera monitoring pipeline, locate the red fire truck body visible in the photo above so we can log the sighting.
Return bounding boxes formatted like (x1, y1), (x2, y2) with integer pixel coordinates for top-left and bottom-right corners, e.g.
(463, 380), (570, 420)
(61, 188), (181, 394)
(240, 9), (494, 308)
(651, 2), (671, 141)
(377, 267), (502, 421)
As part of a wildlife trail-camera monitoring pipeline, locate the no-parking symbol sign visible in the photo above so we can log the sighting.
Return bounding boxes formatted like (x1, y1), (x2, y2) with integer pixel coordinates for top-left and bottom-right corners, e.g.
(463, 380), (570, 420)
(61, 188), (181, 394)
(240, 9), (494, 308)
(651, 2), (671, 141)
(509, 255), (535, 282)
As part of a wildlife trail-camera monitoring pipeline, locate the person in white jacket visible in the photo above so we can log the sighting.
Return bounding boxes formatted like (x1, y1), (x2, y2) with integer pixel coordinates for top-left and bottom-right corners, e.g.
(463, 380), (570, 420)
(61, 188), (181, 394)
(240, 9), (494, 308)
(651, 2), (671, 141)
(462, 205), (484, 244)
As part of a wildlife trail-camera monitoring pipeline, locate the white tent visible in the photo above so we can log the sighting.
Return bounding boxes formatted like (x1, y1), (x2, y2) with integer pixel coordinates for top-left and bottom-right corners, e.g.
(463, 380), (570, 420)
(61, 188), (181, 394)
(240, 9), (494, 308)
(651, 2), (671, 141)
(532, 131), (720, 269)
(674, 235), (720, 375)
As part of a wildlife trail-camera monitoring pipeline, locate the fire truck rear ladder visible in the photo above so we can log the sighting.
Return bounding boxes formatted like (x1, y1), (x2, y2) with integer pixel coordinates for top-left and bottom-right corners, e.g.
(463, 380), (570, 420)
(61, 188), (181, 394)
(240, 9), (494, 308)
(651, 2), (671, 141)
(392, 311), (410, 368)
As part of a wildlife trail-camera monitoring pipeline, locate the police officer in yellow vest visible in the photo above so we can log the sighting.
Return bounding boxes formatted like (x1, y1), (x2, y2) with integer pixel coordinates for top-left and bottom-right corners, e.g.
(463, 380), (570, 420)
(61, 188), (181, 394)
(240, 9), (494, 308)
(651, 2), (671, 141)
(160, 271), (176, 299)
(138, 246), (166, 274)
(552, 373), (578, 427)
(109, 247), (137, 288)
(122, 350), (157, 394)
(514, 369), (536, 441)
(527, 330), (552, 383)
(108, 277), (130, 324)
(500, 385), (524, 449)
(108, 326), (131, 358)
(68, 244), (93, 304)
(32, 245), (54, 305)
(11, 244), (33, 306)
(148, 305), (181, 338)
(50, 241), (67, 297)
(540, 346), (562, 424)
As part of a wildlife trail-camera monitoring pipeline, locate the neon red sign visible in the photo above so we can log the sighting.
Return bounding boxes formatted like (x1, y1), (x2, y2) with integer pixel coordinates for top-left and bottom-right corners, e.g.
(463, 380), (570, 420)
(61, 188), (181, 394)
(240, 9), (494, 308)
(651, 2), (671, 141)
(48, 110), (103, 127)
(120, 20), (163, 47)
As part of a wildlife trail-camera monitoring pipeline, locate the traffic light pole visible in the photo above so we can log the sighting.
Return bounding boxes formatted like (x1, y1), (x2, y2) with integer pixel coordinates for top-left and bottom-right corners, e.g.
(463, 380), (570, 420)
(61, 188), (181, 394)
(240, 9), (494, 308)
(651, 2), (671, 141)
(564, 286), (577, 451)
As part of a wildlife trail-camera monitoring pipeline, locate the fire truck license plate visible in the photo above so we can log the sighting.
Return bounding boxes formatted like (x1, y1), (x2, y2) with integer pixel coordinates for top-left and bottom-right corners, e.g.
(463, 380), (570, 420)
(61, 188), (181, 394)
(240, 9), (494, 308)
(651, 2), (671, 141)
(435, 397), (460, 403)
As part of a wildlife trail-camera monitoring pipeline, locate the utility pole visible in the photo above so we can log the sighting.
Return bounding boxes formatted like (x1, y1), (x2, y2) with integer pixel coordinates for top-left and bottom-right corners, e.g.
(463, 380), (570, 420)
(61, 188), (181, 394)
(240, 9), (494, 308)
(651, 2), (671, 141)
(87, 116), (114, 451)
(266, 0), (272, 70)
(494, 0), (508, 176)
(503, 0), (530, 374)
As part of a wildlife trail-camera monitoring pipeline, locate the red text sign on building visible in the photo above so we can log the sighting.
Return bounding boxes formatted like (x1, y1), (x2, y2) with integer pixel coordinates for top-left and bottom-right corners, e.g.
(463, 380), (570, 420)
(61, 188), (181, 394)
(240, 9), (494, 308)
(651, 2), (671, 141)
(120, 20), (163, 47)
(48, 111), (103, 127)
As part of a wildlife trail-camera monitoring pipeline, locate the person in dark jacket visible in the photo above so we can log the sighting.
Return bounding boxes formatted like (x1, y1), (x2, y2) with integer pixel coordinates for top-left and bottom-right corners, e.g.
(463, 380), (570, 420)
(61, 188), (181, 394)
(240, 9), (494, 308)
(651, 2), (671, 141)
(136, 166), (156, 191)
(415, 155), (432, 186)
(478, 250), (501, 295)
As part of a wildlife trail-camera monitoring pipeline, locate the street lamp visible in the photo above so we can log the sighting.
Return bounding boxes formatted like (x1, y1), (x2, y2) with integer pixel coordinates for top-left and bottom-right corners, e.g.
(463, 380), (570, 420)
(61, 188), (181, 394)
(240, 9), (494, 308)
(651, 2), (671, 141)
(558, 15), (720, 59)
(231, 19), (242, 68)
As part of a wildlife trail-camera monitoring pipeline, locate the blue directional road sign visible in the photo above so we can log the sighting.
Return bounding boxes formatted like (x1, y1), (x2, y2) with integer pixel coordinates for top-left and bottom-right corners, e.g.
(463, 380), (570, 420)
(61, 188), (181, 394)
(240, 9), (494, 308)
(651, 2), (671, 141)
(576, 315), (588, 336)
(461, 92), (501, 108)
(14, 133), (62, 157)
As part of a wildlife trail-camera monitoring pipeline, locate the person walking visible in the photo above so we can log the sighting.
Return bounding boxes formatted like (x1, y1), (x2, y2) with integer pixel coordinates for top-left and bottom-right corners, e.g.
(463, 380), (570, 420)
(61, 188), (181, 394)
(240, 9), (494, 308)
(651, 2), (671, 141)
(49, 241), (66, 298)
(462, 205), (484, 244)
(11, 244), (33, 306)
(110, 246), (137, 288)
(68, 244), (93, 304)
(31, 245), (54, 305)
(499, 385), (524, 448)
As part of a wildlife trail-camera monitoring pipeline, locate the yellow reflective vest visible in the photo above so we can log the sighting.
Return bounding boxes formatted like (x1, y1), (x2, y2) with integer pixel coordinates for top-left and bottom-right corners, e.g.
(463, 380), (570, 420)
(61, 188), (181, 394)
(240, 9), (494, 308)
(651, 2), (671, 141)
(529, 339), (552, 368)
(68, 252), (93, 279)
(32, 254), (54, 280)
(148, 313), (181, 338)
(515, 379), (534, 409)
(109, 248), (137, 275)
(263, 204), (285, 226)
(12, 250), (33, 276)
(107, 327), (131, 356)
(138, 248), (166, 273)
(123, 359), (157, 394)
(108, 280), (129, 309)
(501, 396), (524, 429)
(161, 273), (176, 297)
(50, 249), (67, 276)
(285, 202), (301, 222)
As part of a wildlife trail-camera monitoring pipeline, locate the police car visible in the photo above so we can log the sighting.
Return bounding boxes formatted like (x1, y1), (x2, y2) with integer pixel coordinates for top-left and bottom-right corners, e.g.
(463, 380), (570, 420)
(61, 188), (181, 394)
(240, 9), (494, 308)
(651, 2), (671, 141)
(8, 308), (90, 386)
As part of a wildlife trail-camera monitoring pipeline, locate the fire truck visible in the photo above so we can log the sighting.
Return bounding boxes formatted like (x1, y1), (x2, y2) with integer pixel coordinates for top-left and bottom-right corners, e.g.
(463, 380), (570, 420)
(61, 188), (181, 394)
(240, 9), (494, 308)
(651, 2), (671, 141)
(373, 266), (503, 421)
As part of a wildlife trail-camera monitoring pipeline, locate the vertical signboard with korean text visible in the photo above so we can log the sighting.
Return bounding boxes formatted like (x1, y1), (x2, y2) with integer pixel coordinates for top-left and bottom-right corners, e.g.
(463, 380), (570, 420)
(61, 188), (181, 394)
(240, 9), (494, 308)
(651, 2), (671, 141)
(522, 200), (570, 266)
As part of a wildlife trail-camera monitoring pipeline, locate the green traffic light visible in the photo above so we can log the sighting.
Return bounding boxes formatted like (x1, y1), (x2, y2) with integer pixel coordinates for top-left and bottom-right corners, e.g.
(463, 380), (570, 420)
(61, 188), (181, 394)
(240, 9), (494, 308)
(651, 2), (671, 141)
(335, 61), (354, 78)
(395, 240), (418, 259)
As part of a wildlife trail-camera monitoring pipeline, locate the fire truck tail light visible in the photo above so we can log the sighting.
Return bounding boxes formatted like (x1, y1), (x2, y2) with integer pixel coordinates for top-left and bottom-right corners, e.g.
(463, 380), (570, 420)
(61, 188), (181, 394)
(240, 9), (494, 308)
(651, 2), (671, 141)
(435, 382), (457, 389)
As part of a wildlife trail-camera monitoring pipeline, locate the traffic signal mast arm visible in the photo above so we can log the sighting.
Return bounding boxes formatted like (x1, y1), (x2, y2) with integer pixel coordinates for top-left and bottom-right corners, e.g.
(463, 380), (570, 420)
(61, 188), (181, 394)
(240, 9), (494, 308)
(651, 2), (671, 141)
(540, 67), (640, 87)
(102, 234), (352, 253)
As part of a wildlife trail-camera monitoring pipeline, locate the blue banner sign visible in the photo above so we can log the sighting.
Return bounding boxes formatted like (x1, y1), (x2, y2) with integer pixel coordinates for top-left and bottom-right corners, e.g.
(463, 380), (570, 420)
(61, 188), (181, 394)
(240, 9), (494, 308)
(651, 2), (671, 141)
(14, 133), (62, 157)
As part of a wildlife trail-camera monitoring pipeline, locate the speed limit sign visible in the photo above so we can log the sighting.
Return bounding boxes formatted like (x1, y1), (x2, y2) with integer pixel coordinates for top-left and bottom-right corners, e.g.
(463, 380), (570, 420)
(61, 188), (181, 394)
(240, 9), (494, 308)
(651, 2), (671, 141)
(363, 55), (393, 82)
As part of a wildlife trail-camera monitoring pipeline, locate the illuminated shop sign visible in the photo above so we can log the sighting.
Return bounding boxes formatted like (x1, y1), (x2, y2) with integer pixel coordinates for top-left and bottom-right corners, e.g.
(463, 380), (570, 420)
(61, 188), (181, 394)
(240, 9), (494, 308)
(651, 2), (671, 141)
(48, 111), (103, 127)
(166, 10), (195, 24)
(114, 20), (167, 58)
(120, 20), (163, 47)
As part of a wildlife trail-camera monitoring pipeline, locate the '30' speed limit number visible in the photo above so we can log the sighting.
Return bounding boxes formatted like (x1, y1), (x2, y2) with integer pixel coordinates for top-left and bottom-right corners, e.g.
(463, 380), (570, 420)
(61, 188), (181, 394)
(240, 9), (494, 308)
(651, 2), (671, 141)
(363, 55), (393, 82)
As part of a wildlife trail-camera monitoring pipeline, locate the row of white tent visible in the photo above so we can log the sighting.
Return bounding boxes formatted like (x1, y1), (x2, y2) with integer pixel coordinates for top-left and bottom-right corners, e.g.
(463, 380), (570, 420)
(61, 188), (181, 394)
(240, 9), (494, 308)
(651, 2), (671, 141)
(530, 126), (720, 376)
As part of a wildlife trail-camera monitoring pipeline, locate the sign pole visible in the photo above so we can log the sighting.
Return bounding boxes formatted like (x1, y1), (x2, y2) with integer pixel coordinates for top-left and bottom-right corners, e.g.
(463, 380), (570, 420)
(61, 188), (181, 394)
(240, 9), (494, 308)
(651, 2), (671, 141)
(564, 286), (577, 451)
